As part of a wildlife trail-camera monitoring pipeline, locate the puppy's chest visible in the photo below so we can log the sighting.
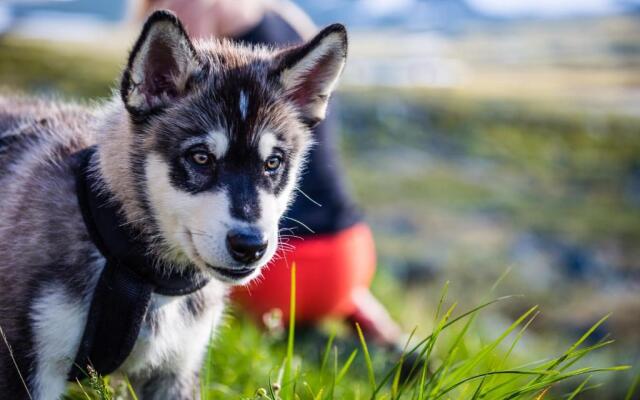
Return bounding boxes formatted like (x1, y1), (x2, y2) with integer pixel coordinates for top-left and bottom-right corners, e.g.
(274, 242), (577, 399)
(119, 286), (226, 375)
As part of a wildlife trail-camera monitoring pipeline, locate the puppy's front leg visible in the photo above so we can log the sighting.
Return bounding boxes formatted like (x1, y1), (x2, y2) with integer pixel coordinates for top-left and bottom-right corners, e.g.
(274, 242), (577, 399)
(130, 371), (200, 400)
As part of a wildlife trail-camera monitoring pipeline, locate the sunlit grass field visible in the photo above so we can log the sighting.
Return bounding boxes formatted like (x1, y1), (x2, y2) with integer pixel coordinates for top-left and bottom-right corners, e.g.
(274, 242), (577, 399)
(64, 267), (632, 400)
(2, 16), (640, 398)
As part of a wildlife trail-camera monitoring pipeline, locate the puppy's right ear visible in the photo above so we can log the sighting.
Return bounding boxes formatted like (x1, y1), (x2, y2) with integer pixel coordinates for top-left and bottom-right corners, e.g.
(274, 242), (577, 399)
(121, 10), (201, 116)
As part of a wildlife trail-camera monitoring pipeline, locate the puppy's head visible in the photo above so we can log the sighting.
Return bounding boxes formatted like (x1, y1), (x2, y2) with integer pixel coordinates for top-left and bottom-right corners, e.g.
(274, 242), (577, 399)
(120, 10), (347, 284)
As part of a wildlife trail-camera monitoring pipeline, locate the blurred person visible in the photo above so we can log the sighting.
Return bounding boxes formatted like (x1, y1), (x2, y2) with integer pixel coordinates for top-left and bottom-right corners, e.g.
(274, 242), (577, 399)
(138, 0), (405, 347)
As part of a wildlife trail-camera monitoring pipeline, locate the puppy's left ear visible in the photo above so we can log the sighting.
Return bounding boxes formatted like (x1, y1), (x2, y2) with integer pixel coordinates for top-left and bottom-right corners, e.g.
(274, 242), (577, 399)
(274, 24), (348, 127)
(121, 10), (201, 116)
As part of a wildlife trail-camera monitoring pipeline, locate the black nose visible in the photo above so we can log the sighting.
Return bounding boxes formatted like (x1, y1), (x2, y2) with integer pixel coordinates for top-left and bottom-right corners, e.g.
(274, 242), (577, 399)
(226, 228), (268, 264)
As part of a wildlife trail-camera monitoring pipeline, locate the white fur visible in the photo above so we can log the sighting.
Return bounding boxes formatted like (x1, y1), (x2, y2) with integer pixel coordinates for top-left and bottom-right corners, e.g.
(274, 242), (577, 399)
(179, 132), (229, 160)
(258, 132), (277, 161)
(207, 131), (229, 159)
(279, 33), (343, 89)
(145, 154), (232, 270)
(256, 188), (284, 260)
(30, 285), (94, 399)
(145, 154), (280, 284)
(121, 281), (225, 376)
(239, 90), (249, 121)
(28, 261), (224, 400)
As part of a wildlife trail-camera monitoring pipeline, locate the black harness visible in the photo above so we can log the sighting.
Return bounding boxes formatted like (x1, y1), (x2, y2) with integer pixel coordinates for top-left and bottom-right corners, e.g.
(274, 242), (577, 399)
(68, 146), (209, 381)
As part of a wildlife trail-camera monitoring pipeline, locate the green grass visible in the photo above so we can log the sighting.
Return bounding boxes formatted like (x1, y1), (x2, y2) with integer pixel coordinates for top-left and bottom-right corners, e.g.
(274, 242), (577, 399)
(63, 269), (633, 400)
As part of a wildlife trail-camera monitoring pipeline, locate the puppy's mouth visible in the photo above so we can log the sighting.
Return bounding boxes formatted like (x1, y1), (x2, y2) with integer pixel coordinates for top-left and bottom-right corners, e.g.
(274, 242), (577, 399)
(185, 229), (257, 283)
(208, 266), (256, 280)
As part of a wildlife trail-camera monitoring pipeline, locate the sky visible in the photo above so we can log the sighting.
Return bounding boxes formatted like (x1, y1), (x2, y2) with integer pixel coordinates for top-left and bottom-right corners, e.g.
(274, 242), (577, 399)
(356, 0), (623, 18)
(465, 0), (622, 17)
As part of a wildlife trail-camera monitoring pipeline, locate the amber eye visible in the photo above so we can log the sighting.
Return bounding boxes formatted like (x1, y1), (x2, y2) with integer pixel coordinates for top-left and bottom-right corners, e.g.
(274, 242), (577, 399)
(264, 156), (282, 173)
(190, 151), (211, 166)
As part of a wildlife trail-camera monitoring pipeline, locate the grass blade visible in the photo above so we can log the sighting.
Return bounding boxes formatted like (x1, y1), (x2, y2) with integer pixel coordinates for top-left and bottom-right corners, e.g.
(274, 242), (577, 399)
(624, 371), (640, 400)
(373, 295), (519, 399)
(284, 263), (297, 397)
(355, 323), (377, 395)
(436, 370), (557, 398)
(336, 349), (359, 385)
(532, 314), (610, 384)
(566, 376), (590, 400)
(74, 379), (93, 400)
(440, 305), (539, 393)
(124, 375), (139, 400)
(320, 331), (336, 377)
(391, 327), (418, 399)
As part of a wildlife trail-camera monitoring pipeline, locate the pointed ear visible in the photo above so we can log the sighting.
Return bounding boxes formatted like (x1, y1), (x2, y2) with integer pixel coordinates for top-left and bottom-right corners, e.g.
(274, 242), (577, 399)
(275, 24), (348, 127)
(120, 10), (201, 116)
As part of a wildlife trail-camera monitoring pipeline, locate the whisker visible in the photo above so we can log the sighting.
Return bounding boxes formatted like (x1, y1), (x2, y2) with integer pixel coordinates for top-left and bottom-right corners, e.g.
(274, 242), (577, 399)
(168, 230), (216, 239)
(0, 324), (33, 400)
(279, 234), (304, 241)
(282, 216), (315, 234)
(296, 187), (322, 207)
(185, 232), (215, 238)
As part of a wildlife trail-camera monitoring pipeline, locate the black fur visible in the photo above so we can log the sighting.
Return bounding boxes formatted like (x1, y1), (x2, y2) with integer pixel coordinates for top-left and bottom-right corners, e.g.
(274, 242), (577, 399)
(146, 67), (293, 223)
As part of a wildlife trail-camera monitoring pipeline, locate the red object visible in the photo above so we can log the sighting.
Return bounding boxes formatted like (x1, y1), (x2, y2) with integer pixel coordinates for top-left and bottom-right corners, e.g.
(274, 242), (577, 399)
(232, 223), (377, 323)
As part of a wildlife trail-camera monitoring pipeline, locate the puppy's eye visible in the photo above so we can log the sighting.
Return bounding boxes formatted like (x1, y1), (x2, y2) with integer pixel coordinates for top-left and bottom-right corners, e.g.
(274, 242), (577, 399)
(190, 151), (211, 166)
(264, 156), (282, 173)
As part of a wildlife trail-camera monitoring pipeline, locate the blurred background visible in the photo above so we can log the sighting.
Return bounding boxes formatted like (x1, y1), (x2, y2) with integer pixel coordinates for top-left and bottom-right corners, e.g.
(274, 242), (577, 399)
(1, 0), (639, 398)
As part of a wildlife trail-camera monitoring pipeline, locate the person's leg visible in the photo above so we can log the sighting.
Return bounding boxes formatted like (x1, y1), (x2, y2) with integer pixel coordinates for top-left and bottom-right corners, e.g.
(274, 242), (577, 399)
(347, 288), (405, 345)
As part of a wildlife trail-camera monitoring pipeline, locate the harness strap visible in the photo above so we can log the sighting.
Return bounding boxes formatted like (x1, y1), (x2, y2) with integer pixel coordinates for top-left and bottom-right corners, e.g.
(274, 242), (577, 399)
(68, 146), (209, 381)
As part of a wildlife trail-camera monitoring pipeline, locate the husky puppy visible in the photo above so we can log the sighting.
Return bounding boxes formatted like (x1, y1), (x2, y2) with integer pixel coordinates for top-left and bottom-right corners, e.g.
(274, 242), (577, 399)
(0, 10), (347, 400)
